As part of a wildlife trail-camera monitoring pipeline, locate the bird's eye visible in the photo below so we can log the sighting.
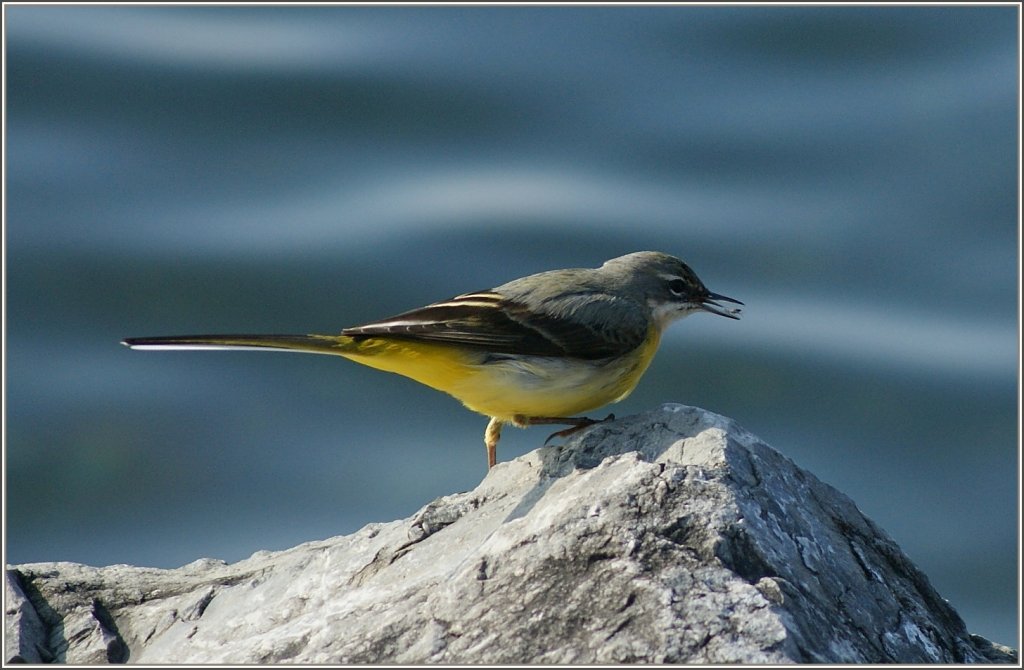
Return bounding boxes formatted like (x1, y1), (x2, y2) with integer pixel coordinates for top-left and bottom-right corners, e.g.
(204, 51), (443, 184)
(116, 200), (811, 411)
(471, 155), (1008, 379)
(667, 278), (687, 295)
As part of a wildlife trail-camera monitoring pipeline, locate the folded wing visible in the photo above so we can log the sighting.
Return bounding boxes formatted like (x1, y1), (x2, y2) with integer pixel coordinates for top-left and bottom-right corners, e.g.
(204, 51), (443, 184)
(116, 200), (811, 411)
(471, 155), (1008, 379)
(342, 290), (647, 360)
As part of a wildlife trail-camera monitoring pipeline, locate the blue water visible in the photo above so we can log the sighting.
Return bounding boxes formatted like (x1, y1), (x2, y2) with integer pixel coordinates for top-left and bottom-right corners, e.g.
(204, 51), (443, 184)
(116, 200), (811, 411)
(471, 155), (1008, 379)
(5, 5), (1019, 648)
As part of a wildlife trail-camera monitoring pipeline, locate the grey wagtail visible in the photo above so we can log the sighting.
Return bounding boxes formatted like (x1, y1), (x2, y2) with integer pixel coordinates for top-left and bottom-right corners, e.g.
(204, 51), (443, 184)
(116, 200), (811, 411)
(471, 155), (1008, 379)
(123, 251), (742, 469)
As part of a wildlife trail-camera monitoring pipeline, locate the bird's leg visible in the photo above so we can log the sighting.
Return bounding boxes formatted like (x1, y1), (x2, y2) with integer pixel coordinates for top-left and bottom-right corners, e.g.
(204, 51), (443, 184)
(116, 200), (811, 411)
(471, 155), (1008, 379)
(485, 414), (616, 469)
(484, 417), (504, 469)
(512, 414), (616, 445)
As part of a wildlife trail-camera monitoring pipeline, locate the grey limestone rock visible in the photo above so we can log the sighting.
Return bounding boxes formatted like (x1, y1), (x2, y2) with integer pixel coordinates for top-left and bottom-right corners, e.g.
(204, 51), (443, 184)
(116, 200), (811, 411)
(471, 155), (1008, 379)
(5, 405), (1017, 664)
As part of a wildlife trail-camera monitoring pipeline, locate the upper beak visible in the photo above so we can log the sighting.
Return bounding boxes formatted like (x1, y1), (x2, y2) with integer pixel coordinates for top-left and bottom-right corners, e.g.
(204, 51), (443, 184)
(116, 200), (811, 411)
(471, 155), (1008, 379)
(701, 291), (743, 320)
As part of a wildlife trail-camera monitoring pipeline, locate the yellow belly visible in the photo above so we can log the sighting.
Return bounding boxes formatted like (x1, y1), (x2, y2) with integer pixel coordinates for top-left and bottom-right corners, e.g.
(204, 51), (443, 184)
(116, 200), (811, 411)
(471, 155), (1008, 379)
(337, 330), (662, 420)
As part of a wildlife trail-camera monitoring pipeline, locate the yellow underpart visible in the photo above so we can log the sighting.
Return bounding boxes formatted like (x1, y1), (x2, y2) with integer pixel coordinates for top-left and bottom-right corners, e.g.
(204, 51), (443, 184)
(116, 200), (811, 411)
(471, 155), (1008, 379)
(328, 328), (663, 421)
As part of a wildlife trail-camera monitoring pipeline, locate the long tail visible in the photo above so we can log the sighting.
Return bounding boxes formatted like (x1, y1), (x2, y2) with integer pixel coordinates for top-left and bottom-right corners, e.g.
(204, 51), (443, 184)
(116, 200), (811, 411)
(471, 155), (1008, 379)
(121, 334), (354, 356)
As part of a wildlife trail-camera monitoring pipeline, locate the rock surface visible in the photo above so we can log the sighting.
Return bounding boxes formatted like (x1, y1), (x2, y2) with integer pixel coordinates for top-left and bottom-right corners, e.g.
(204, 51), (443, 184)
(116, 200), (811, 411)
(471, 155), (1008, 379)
(5, 405), (1017, 664)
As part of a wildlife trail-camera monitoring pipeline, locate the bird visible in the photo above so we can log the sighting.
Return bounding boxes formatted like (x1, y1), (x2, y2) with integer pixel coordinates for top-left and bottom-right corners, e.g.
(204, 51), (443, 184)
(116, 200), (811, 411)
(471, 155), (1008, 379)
(123, 251), (742, 469)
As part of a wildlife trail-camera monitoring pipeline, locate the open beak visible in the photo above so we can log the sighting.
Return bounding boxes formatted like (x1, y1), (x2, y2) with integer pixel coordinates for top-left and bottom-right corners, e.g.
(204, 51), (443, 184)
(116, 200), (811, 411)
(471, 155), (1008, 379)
(701, 291), (743, 320)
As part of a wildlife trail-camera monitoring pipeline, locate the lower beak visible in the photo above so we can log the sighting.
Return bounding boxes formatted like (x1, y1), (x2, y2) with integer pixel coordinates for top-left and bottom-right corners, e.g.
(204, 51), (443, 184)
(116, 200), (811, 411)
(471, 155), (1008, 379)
(701, 291), (743, 320)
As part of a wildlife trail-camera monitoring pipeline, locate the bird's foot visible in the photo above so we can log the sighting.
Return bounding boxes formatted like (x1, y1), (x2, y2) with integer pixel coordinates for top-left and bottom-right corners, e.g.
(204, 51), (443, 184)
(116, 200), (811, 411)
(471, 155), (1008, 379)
(509, 413), (616, 445)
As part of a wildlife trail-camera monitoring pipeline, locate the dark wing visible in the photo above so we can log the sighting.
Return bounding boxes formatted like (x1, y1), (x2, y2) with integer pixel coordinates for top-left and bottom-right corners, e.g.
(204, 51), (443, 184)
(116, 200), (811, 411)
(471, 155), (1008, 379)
(342, 290), (647, 360)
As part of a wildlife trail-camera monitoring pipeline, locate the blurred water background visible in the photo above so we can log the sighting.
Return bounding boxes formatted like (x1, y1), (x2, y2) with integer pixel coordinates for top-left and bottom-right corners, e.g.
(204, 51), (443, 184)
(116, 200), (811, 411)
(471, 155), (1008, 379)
(4, 5), (1019, 646)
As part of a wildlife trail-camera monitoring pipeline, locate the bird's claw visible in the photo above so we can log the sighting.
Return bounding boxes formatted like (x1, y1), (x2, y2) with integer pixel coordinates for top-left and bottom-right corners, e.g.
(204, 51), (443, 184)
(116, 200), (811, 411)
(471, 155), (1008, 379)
(542, 413), (616, 445)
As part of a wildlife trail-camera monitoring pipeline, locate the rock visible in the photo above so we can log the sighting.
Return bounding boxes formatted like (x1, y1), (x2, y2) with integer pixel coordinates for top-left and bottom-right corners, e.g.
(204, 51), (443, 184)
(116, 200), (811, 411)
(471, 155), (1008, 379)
(5, 405), (1017, 664)
(5, 570), (50, 663)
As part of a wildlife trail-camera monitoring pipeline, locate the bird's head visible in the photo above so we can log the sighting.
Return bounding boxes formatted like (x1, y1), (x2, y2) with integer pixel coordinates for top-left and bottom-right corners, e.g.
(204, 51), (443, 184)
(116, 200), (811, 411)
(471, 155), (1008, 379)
(602, 251), (743, 328)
